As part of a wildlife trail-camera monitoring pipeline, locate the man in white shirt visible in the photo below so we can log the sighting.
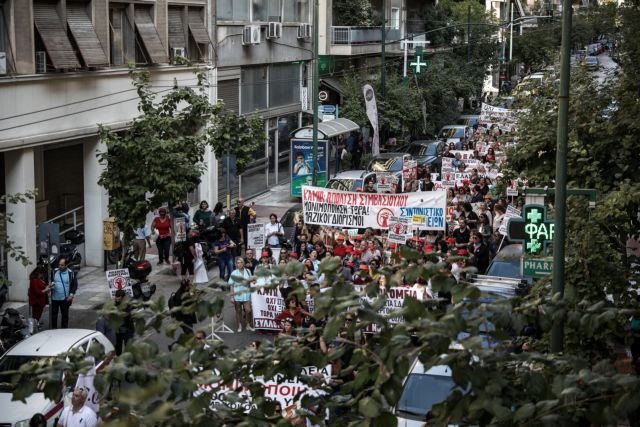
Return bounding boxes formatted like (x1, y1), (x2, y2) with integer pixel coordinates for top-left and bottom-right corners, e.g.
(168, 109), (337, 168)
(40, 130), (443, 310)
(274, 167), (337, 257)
(57, 387), (98, 427)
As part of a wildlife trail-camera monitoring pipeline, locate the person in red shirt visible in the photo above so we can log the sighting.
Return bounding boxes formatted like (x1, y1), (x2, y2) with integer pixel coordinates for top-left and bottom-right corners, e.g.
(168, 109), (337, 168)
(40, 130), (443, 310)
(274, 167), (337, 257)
(274, 296), (311, 327)
(28, 265), (49, 323)
(152, 207), (173, 265)
(333, 234), (348, 257)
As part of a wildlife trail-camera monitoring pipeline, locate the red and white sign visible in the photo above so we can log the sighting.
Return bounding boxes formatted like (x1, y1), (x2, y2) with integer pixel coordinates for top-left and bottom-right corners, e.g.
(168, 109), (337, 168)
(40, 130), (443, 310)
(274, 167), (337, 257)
(301, 185), (446, 230)
(106, 268), (133, 298)
(388, 216), (412, 244)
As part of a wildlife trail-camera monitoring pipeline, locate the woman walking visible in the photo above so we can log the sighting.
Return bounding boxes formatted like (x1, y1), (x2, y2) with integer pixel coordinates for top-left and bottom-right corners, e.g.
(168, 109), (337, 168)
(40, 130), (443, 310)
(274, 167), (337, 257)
(152, 207), (173, 265)
(28, 265), (49, 325)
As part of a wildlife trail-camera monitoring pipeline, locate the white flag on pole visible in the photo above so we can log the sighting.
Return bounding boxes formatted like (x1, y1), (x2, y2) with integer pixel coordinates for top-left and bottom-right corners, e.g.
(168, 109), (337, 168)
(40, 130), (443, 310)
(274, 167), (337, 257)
(363, 84), (380, 156)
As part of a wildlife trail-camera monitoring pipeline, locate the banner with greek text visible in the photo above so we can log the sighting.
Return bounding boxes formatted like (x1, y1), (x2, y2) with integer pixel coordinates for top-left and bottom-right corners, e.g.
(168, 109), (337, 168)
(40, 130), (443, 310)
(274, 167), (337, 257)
(197, 366), (331, 414)
(302, 186), (446, 230)
(356, 285), (428, 333)
(251, 287), (315, 331)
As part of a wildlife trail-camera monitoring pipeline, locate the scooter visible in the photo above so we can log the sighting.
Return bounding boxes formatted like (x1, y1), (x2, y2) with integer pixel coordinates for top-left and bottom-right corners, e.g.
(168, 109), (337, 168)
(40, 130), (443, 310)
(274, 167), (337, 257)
(0, 308), (31, 355)
(123, 249), (156, 301)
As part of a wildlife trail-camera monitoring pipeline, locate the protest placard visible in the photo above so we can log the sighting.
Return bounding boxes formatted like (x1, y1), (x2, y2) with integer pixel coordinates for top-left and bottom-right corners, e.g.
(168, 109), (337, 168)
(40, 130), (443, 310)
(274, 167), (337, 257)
(302, 186), (446, 230)
(402, 159), (417, 181)
(106, 268), (132, 298)
(251, 287), (314, 331)
(499, 205), (521, 236)
(174, 217), (186, 242)
(246, 223), (265, 249)
(507, 179), (519, 196)
(388, 216), (412, 244)
(441, 157), (454, 173)
(356, 285), (427, 333)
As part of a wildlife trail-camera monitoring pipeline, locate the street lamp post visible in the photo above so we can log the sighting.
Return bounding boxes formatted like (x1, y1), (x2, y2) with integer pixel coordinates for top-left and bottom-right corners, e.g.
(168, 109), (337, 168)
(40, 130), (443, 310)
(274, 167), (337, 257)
(311, 0), (319, 186)
(551, 0), (572, 353)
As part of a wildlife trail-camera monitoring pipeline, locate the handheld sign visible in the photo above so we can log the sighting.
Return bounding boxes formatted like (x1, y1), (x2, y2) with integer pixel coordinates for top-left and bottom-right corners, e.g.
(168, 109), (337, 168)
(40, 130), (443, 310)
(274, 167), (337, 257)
(106, 268), (133, 298)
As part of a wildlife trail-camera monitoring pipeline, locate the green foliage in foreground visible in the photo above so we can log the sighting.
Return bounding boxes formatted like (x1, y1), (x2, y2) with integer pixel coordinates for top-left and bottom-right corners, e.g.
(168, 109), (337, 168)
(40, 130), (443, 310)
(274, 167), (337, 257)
(7, 243), (640, 426)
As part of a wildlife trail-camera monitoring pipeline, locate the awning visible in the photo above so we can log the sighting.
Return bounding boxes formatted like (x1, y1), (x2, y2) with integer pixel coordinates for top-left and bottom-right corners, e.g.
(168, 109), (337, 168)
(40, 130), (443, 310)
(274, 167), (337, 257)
(67, 2), (108, 67)
(188, 9), (211, 45)
(33, 2), (80, 69)
(168, 7), (186, 49)
(320, 77), (344, 95)
(134, 8), (168, 63)
(291, 118), (360, 140)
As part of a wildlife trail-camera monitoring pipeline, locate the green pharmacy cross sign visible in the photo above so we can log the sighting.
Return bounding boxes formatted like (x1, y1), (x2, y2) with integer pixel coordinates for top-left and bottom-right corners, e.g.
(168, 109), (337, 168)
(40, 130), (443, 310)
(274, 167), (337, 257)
(410, 47), (428, 74)
(507, 204), (555, 255)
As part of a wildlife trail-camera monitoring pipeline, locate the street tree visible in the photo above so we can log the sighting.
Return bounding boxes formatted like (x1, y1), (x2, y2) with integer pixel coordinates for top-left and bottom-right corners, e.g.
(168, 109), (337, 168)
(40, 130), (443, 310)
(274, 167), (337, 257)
(97, 70), (263, 246)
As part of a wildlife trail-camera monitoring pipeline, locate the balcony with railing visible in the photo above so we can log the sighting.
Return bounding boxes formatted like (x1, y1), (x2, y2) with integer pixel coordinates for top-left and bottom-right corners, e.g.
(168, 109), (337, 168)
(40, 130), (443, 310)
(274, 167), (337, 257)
(328, 26), (402, 55)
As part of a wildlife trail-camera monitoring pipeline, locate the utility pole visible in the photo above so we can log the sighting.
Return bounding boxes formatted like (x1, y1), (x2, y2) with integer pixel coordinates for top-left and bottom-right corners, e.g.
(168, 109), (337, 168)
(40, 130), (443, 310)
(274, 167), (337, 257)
(551, 0), (572, 353)
(381, 0), (386, 101)
(311, 0), (319, 186)
(466, 4), (471, 63)
(509, 0), (514, 61)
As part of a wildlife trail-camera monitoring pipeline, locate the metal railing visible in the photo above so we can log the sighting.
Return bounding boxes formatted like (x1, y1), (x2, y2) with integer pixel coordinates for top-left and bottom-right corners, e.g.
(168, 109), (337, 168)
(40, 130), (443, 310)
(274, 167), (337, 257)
(43, 206), (84, 238)
(331, 26), (401, 45)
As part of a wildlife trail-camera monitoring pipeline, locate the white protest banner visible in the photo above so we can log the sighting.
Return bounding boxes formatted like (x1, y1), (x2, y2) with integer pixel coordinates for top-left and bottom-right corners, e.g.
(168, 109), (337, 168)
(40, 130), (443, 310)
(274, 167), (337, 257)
(75, 358), (100, 413)
(174, 217), (187, 242)
(463, 159), (482, 171)
(454, 172), (472, 183)
(480, 103), (513, 124)
(451, 150), (475, 161)
(302, 186), (446, 230)
(356, 286), (427, 333)
(106, 268), (132, 298)
(499, 205), (521, 236)
(388, 216), (412, 244)
(196, 366), (332, 414)
(246, 223), (266, 249)
(251, 287), (314, 330)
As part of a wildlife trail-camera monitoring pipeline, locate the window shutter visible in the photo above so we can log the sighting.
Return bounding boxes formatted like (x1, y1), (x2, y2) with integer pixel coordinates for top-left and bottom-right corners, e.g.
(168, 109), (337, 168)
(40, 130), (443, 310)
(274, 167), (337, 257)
(218, 79), (239, 113)
(33, 2), (81, 69)
(67, 2), (108, 67)
(187, 8), (210, 45)
(168, 7), (186, 49)
(134, 7), (168, 63)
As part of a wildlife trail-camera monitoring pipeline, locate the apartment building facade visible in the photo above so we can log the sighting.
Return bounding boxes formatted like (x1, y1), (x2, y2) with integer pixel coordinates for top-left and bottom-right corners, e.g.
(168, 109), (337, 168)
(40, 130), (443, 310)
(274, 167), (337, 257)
(0, 0), (312, 301)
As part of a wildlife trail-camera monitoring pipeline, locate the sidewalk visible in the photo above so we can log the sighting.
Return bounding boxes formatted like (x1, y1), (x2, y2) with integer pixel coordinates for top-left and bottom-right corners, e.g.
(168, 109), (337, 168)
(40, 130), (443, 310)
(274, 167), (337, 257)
(6, 182), (300, 312)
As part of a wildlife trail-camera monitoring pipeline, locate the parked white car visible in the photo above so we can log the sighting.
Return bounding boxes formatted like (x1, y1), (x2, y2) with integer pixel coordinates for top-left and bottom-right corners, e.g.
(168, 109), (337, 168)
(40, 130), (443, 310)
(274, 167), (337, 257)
(395, 358), (456, 427)
(0, 329), (114, 427)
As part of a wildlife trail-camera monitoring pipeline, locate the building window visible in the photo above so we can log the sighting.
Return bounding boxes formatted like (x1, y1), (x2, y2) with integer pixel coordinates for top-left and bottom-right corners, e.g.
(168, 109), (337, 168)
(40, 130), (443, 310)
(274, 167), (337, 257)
(33, 0), (80, 71)
(283, 0), (308, 23)
(168, 5), (209, 62)
(109, 4), (135, 65)
(269, 63), (300, 108)
(0, 1), (12, 74)
(134, 5), (168, 64)
(67, 1), (109, 67)
(252, 0), (281, 22)
(391, 7), (400, 30)
(217, 0), (249, 21)
(241, 65), (268, 113)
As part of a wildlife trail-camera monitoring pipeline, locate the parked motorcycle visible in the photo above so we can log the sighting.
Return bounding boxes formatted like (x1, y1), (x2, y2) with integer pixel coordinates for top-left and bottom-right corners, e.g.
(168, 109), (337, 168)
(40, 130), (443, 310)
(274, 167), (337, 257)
(39, 230), (83, 276)
(0, 308), (31, 355)
(123, 249), (156, 301)
(193, 224), (220, 268)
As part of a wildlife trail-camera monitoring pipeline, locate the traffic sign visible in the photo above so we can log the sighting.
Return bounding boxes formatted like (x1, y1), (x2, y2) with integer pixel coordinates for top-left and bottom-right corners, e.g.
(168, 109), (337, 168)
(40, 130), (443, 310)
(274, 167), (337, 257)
(318, 90), (328, 101)
(522, 257), (553, 277)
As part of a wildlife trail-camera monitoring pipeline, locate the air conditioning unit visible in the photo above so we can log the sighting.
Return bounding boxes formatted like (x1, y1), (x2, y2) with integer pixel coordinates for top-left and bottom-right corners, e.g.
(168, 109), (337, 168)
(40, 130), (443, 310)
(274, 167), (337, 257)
(0, 52), (6, 75)
(35, 51), (47, 73)
(243, 25), (261, 45)
(297, 23), (311, 39)
(267, 22), (282, 39)
(171, 47), (186, 61)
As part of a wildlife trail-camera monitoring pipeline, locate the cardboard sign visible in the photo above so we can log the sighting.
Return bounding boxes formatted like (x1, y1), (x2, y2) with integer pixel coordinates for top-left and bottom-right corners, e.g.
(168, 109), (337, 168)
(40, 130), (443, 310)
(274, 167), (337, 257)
(356, 285), (427, 333)
(247, 223), (266, 249)
(106, 268), (132, 298)
(388, 216), (412, 244)
(302, 186), (446, 230)
(402, 159), (418, 181)
(441, 157), (454, 172)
